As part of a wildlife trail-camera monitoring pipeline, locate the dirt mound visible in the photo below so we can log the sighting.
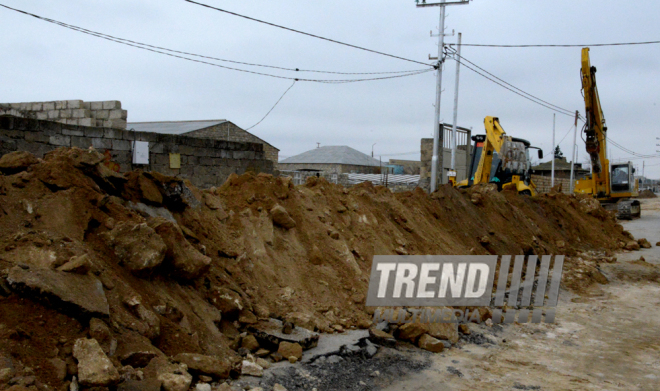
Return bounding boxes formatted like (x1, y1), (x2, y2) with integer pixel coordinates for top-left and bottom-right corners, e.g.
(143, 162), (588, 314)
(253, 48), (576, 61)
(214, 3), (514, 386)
(638, 189), (657, 198)
(0, 148), (630, 389)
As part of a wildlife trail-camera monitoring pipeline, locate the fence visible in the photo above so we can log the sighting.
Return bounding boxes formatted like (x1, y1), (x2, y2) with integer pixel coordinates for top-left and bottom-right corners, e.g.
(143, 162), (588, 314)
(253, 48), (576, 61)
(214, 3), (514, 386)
(531, 175), (573, 194)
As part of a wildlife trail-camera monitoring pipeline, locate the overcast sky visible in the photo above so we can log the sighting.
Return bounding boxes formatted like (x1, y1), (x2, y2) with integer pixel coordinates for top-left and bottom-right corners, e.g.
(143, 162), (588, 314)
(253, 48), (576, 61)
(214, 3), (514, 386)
(1, 1), (659, 176)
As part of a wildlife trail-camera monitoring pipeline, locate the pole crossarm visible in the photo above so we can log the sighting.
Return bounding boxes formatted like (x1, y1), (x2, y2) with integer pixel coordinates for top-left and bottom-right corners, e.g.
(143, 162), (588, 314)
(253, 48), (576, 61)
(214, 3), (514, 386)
(416, 1), (470, 7)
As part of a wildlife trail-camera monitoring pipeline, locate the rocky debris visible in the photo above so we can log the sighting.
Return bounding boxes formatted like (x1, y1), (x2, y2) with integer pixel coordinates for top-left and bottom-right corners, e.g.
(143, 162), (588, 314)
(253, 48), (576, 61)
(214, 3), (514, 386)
(0, 355), (16, 385)
(428, 322), (460, 344)
(272, 384), (288, 391)
(195, 383), (212, 391)
(207, 287), (243, 317)
(458, 324), (471, 335)
(89, 318), (114, 354)
(145, 357), (193, 391)
(418, 334), (445, 353)
(277, 342), (303, 361)
(73, 338), (121, 387)
(0, 151), (39, 174)
(148, 217), (211, 280)
(368, 328), (396, 347)
(241, 335), (260, 352)
(241, 360), (263, 377)
(249, 319), (319, 351)
(116, 331), (165, 368)
(117, 379), (162, 391)
(625, 241), (641, 251)
(106, 221), (167, 274)
(56, 254), (92, 274)
(394, 323), (428, 343)
(270, 205), (296, 229)
(7, 266), (109, 318)
(127, 201), (176, 223)
(173, 353), (233, 380)
(638, 238), (652, 249)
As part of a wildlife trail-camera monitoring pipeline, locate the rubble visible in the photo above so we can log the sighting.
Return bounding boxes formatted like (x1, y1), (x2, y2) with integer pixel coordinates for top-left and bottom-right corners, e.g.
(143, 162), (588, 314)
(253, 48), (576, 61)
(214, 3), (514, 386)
(0, 148), (632, 390)
(72, 338), (120, 387)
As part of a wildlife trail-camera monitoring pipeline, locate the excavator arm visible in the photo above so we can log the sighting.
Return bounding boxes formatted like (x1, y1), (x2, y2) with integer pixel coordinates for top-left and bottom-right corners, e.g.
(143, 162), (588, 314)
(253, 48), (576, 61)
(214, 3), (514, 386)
(581, 48), (610, 197)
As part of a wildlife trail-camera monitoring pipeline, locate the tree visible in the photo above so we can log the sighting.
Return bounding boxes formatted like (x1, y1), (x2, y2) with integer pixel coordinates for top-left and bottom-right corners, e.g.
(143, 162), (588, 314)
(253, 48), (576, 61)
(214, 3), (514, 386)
(554, 145), (564, 159)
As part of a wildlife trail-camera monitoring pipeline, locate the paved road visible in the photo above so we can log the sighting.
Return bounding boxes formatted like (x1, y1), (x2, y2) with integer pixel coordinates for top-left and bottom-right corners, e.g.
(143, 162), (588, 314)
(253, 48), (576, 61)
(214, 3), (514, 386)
(619, 198), (660, 264)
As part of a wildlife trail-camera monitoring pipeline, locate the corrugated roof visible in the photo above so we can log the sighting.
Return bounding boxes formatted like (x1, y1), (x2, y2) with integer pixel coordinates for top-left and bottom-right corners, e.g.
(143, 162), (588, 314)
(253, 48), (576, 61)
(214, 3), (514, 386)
(279, 146), (381, 166)
(127, 120), (227, 135)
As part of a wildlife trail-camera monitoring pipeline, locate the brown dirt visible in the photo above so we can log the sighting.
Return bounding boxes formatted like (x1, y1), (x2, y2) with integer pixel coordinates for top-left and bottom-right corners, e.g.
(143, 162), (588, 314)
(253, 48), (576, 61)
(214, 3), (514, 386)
(0, 148), (631, 390)
(638, 189), (657, 198)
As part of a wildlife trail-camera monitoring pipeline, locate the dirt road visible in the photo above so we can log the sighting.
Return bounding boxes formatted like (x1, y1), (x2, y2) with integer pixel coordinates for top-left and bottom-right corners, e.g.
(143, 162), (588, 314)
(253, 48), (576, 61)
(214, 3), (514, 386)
(381, 198), (660, 391)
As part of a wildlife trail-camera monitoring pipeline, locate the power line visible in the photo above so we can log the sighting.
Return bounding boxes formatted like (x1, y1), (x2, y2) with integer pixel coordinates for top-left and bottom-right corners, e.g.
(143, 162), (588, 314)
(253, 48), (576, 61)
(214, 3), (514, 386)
(447, 47), (575, 117)
(0, 3), (432, 80)
(448, 40), (660, 48)
(445, 51), (577, 118)
(245, 80), (296, 130)
(182, 0), (434, 68)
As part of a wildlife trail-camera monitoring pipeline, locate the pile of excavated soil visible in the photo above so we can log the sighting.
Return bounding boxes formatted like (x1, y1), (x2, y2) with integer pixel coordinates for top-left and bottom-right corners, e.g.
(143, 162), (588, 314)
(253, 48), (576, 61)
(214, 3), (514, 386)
(638, 189), (657, 198)
(0, 148), (630, 390)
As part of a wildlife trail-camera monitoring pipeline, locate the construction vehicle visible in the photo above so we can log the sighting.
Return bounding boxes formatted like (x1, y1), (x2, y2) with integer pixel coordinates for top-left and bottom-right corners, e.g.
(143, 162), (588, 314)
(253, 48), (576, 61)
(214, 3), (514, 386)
(456, 116), (543, 195)
(573, 48), (640, 219)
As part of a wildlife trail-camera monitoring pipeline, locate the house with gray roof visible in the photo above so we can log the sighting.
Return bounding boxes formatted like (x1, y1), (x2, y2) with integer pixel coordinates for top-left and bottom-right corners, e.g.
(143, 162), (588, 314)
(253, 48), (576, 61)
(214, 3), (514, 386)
(127, 119), (279, 164)
(278, 145), (382, 174)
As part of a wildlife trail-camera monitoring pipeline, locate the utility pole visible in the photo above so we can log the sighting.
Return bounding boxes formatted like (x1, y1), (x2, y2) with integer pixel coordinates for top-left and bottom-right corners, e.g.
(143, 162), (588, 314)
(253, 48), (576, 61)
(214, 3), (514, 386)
(417, 0), (470, 193)
(450, 32), (462, 175)
(551, 114), (556, 187)
(569, 111), (579, 193)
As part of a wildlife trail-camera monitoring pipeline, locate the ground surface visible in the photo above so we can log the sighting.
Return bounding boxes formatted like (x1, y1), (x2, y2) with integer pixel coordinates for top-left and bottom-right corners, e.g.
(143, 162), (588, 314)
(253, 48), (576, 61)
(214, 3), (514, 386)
(379, 198), (660, 391)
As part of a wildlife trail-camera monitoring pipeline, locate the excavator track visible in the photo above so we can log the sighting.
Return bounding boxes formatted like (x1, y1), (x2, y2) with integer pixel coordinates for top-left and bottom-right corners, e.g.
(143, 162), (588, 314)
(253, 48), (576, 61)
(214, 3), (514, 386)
(606, 199), (641, 220)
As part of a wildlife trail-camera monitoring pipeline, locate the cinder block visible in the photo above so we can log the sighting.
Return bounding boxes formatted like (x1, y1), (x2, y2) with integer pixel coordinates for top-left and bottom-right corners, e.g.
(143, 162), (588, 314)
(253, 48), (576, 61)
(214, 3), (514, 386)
(47, 110), (59, 119)
(112, 139), (132, 151)
(66, 119), (78, 125)
(66, 100), (84, 109)
(91, 138), (112, 150)
(25, 132), (50, 143)
(30, 102), (43, 111)
(72, 109), (91, 119)
(90, 101), (104, 110)
(42, 102), (55, 111)
(136, 132), (157, 142)
(108, 109), (127, 120)
(149, 142), (164, 154)
(61, 127), (84, 136)
(96, 120), (104, 127)
(71, 136), (92, 149)
(19, 102), (31, 111)
(59, 109), (72, 119)
(103, 119), (127, 129)
(36, 112), (48, 120)
(102, 101), (121, 110)
(83, 128), (104, 138)
(93, 110), (109, 120)
(104, 128), (122, 139)
(199, 157), (214, 166)
(78, 118), (95, 127)
(82, 102), (91, 110)
(49, 134), (70, 146)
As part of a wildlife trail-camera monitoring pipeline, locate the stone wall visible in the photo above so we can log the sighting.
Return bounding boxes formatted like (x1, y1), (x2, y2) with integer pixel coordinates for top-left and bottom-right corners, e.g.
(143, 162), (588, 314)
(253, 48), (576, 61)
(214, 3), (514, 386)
(419, 139), (472, 190)
(531, 175), (573, 194)
(1, 100), (128, 129)
(277, 162), (380, 174)
(0, 115), (272, 189)
(184, 121), (279, 164)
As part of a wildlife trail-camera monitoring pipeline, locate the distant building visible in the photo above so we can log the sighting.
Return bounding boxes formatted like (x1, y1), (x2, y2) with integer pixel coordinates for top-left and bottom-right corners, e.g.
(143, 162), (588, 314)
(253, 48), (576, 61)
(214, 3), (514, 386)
(387, 159), (421, 175)
(128, 120), (279, 164)
(532, 157), (590, 179)
(278, 145), (381, 174)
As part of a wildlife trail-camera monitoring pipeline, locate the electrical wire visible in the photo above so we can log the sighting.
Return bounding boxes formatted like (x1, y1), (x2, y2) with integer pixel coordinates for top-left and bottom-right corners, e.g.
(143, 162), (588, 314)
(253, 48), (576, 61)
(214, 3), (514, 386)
(447, 47), (576, 117)
(182, 0), (433, 68)
(0, 3), (434, 83)
(448, 40), (660, 48)
(245, 80), (296, 130)
(445, 50), (577, 118)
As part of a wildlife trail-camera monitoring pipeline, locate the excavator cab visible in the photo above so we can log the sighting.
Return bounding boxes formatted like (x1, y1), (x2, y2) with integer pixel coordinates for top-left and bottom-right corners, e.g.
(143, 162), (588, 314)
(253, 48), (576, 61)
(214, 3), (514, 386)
(610, 163), (634, 193)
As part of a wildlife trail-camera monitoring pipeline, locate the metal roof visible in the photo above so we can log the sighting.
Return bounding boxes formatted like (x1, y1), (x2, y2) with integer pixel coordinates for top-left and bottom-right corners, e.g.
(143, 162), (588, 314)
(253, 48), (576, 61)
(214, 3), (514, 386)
(279, 146), (381, 166)
(127, 120), (227, 135)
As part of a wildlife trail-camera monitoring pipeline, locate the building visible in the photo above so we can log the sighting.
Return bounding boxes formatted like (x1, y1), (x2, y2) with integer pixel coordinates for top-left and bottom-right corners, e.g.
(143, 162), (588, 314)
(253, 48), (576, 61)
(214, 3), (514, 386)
(387, 159), (421, 175)
(278, 145), (381, 174)
(420, 124), (473, 188)
(531, 157), (590, 180)
(128, 120), (279, 165)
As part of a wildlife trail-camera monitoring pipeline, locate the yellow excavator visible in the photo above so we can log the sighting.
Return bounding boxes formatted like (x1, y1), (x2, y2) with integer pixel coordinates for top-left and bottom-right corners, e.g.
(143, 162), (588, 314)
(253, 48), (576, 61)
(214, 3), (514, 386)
(573, 48), (640, 219)
(456, 116), (543, 195)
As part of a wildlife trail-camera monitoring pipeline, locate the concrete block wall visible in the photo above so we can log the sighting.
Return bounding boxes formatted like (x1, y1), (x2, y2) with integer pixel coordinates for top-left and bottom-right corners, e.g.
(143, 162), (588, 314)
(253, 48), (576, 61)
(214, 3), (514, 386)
(184, 121), (279, 164)
(0, 100), (127, 129)
(277, 162), (380, 174)
(0, 115), (273, 189)
(531, 175), (573, 194)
